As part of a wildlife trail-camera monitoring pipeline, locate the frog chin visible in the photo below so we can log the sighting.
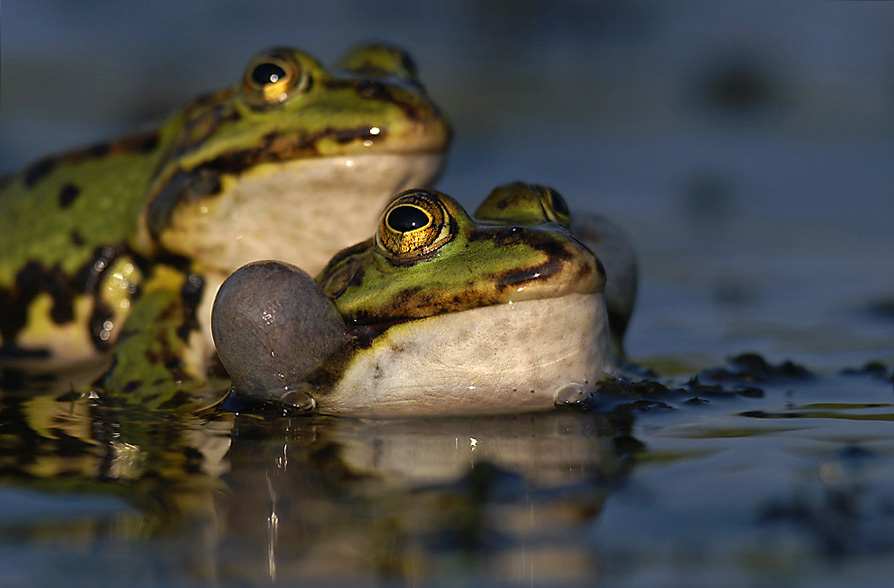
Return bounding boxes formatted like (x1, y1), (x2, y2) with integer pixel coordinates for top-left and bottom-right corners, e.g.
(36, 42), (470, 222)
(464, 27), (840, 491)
(316, 292), (612, 417)
(155, 152), (446, 277)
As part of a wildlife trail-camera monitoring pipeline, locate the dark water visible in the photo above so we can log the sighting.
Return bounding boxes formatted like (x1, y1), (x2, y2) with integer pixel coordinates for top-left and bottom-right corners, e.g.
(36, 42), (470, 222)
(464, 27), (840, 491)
(2, 2), (894, 586)
(2, 363), (893, 586)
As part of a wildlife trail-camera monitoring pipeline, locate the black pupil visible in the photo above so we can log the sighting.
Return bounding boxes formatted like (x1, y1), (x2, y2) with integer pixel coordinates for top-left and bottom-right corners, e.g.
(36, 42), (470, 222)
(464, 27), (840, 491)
(387, 205), (430, 232)
(252, 62), (288, 86)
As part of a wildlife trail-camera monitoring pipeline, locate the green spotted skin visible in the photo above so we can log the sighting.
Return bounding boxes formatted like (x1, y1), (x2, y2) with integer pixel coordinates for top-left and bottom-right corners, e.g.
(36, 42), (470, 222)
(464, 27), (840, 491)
(0, 43), (450, 399)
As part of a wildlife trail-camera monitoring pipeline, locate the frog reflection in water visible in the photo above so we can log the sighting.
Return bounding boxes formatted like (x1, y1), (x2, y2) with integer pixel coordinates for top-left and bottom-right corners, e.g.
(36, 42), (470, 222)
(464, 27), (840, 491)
(0, 44), (450, 402)
(212, 184), (637, 416)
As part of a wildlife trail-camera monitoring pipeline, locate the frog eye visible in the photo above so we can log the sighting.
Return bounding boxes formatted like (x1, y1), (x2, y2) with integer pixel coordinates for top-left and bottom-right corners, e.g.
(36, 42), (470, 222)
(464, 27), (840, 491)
(376, 190), (455, 262)
(538, 186), (571, 225)
(242, 50), (309, 108)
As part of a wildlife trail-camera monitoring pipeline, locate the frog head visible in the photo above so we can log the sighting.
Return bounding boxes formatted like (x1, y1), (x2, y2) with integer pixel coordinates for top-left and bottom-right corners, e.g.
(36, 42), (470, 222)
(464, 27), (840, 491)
(140, 43), (452, 275)
(318, 188), (602, 327)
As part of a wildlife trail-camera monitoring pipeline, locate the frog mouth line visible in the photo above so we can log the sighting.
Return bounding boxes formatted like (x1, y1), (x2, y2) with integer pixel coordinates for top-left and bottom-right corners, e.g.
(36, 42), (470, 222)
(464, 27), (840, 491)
(145, 125), (447, 241)
(346, 260), (602, 349)
(337, 230), (603, 333)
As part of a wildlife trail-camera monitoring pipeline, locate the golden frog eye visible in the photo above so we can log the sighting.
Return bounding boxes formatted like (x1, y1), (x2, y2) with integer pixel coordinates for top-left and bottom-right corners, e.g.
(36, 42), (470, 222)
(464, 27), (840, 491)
(376, 190), (455, 262)
(242, 50), (308, 108)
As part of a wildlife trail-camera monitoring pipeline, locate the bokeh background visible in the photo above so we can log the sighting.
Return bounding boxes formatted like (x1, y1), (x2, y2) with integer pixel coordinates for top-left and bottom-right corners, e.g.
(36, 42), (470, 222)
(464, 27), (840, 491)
(3, 4), (894, 587)
(3, 0), (893, 370)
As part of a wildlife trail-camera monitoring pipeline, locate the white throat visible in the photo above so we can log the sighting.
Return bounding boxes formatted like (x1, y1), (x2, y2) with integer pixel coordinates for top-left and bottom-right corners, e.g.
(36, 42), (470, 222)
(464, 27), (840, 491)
(321, 292), (612, 417)
(162, 152), (446, 277)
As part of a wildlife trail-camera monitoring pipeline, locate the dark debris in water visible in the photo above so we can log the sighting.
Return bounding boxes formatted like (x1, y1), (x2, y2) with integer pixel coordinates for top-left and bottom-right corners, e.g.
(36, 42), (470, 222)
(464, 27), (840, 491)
(840, 361), (893, 381)
(589, 353), (894, 430)
(759, 444), (894, 559)
(863, 297), (894, 322)
(589, 352), (795, 415)
(698, 352), (812, 383)
(583, 356), (794, 459)
(584, 352), (893, 456)
(737, 409), (805, 420)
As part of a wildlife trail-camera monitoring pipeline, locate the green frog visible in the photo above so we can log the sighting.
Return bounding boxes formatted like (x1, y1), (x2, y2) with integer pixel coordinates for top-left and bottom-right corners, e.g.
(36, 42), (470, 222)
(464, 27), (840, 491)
(473, 181), (637, 352)
(211, 187), (611, 417)
(0, 43), (450, 402)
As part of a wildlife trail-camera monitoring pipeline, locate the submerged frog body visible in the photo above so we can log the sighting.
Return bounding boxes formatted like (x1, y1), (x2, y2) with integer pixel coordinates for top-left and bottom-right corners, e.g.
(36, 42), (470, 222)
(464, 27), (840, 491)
(0, 43), (450, 400)
(474, 182), (638, 351)
(211, 188), (612, 417)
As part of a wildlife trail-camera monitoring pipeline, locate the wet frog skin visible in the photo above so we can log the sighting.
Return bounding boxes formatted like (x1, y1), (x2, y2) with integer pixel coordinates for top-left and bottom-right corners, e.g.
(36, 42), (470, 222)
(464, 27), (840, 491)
(473, 181), (638, 352)
(211, 187), (611, 417)
(0, 43), (450, 400)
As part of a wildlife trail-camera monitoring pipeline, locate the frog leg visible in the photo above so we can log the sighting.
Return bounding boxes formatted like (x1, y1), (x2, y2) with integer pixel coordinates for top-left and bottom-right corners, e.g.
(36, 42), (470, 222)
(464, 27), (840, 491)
(99, 263), (216, 408)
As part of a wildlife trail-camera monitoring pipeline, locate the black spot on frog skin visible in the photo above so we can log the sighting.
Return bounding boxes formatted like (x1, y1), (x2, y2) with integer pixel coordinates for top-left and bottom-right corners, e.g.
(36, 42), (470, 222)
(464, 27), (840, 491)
(72, 245), (126, 300)
(175, 273), (205, 342)
(88, 301), (116, 352)
(0, 244), (130, 353)
(0, 261), (70, 349)
(121, 379), (143, 393)
(18, 132), (161, 189)
(170, 102), (242, 159)
(357, 79), (391, 101)
(23, 158), (57, 188)
(87, 143), (111, 159)
(58, 183), (80, 208)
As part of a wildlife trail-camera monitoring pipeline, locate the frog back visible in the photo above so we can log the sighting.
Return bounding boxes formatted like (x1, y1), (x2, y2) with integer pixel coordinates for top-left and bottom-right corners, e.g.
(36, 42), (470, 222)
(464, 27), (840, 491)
(0, 132), (170, 282)
(0, 131), (172, 365)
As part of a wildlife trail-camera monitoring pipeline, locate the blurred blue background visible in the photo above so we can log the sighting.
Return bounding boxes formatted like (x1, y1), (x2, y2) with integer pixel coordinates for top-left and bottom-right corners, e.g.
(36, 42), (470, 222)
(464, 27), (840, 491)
(2, 0), (893, 369)
(3, 5), (894, 587)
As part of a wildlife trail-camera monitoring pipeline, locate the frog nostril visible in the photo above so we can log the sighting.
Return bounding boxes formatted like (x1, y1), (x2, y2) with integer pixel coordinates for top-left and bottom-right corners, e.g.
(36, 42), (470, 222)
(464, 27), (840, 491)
(357, 79), (389, 100)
